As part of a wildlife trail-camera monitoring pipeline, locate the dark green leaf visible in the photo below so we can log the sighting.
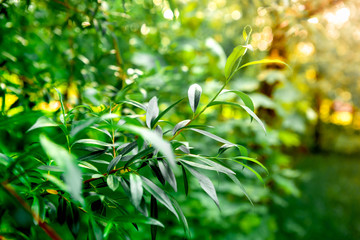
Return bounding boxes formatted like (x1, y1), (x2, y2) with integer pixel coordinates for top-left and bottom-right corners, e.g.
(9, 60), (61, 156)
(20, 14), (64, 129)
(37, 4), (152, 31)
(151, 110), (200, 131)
(150, 196), (158, 240)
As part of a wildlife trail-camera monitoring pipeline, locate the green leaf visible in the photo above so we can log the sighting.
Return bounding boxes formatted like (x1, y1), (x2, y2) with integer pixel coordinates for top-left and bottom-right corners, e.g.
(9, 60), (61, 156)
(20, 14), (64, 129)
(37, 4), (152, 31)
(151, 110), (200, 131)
(182, 164), (220, 209)
(70, 118), (97, 138)
(40, 135), (83, 205)
(107, 155), (122, 173)
(55, 88), (66, 125)
(117, 125), (176, 168)
(172, 119), (190, 136)
(72, 139), (118, 148)
(229, 159), (265, 185)
(235, 156), (269, 175)
(141, 176), (179, 219)
(150, 196), (158, 240)
(243, 25), (252, 42)
(220, 90), (254, 112)
(189, 155), (235, 175)
(238, 59), (290, 70)
(224, 45), (247, 79)
(146, 96), (159, 128)
(226, 174), (253, 206)
(151, 98), (184, 128)
(107, 175), (120, 191)
(130, 173), (143, 208)
(209, 101), (266, 133)
(114, 215), (164, 228)
(181, 164), (188, 196)
(118, 99), (147, 111)
(188, 128), (235, 146)
(27, 116), (58, 132)
(170, 197), (191, 238)
(158, 160), (177, 192)
(188, 84), (202, 113)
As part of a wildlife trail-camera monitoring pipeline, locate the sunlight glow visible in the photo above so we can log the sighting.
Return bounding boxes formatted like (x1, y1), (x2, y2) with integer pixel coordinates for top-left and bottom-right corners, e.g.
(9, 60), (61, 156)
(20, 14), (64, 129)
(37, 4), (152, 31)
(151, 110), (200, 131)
(324, 7), (350, 26)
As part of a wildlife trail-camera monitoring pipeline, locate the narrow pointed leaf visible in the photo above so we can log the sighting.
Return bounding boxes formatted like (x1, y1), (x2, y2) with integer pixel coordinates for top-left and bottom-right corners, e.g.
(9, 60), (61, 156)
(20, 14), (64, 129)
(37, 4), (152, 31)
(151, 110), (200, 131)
(40, 135), (83, 205)
(146, 97), (159, 128)
(141, 176), (179, 219)
(114, 215), (164, 228)
(220, 90), (254, 112)
(117, 125), (176, 168)
(235, 156), (268, 175)
(224, 45), (247, 79)
(27, 116), (58, 132)
(189, 128), (235, 146)
(152, 98), (184, 128)
(150, 196), (158, 240)
(107, 155), (122, 173)
(183, 164), (220, 209)
(172, 119), (190, 136)
(170, 197), (191, 238)
(130, 173), (143, 208)
(158, 160), (177, 192)
(188, 84), (202, 113)
(238, 59), (290, 70)
(227, 174), (253, 205)
(181, 164), (189, 196)
(209, 101), (266, 133)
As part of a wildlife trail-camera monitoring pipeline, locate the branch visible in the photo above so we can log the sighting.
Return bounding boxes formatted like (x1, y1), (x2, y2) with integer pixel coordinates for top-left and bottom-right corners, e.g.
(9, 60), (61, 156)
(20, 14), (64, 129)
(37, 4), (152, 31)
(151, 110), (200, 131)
(1, 183), (62, 240)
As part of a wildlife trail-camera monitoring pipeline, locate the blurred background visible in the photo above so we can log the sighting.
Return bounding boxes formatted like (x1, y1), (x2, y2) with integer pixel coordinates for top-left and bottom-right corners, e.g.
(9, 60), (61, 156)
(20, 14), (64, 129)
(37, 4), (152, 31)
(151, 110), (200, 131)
(1, 0), (360, 239)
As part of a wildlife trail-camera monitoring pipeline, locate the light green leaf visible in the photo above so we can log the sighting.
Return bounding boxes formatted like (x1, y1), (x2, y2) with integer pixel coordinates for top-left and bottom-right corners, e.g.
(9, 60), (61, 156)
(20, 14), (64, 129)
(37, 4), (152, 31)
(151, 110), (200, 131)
(130, 173), (143, 208)
(107, 175), (120, 191)
(146, 96), (159, 128)
(172, 120), (191, 136)
(188, 128), (235, 146)
(40, 135), (83, 205)
(114, 215), (164, 228)
(72, 139), (118, 148)
(188, 84), (202, 113)
(141, 176), (179, 219)
(224, 45), (247, 79)
(238, 59), (290, 70)
(152, 98), (184, 128)
(27, 116), (58, 132)
(209, 101), (266, 133)
(158, 160), (177, 192)
(220, 90), (255, 112)
(117, 125), (176, 168)
(182, 164), (220, 209)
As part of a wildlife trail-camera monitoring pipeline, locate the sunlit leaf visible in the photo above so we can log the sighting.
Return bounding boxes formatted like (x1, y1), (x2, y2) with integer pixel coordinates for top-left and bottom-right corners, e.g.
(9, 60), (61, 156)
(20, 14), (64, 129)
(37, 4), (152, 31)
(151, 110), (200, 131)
(172, 120), (191, 136)
(40, 135), (83, 205)
(238, 59), (290, 70)
(188, 84), (202, 113)
(146, 96), (159, 128)
(107, 175), (120, 191)
(130, 173), (143, 208)
(209, 101), (266, 133)
(224, 45), (247, 79)
(158, 160), (177, 192)
(27, 116), (58, 132)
